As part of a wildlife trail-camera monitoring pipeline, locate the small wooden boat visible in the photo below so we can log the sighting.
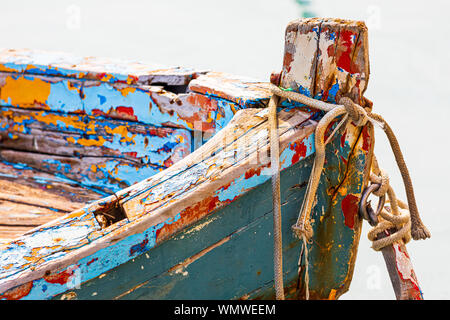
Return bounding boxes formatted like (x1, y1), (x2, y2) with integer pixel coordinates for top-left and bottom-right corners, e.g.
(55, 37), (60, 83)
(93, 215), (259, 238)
(0, 18), (419, 300)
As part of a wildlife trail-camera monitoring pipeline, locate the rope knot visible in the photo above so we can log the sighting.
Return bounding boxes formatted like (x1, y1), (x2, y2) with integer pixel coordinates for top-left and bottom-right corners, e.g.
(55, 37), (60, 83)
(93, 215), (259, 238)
(368, 205), (412, 251)
(339, 97), (369, 127)
(292, 221), (313, 240)
(371, 170), (390, 197)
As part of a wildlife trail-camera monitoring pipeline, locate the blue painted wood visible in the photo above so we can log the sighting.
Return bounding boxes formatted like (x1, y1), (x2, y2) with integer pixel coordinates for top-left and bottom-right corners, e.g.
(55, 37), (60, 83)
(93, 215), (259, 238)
(0, 48), (200, 86)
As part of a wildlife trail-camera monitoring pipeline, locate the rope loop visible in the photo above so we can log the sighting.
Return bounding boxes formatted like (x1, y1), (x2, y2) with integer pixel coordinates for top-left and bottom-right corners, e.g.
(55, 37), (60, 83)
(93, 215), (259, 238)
(371, 170), (390, 197)
(364, 163), (412, 250)
(338, 96), (369, 127)
(367, 204), (412, 251)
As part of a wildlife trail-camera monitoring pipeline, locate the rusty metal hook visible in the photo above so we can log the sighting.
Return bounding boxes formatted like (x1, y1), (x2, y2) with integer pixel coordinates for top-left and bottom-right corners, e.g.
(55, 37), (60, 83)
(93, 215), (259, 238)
(359, 183), (386, 226)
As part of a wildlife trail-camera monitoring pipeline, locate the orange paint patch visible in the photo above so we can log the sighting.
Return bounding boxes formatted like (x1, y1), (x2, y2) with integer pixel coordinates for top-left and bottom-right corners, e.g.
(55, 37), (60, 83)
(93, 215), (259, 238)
(75, 136), (107, 147)
(185, 94), (217, 132)
(0, 75), (51, 107)
(0, 281), (33, 300)
(67, 81), (81, 93)
(245, 167), (262, 179)
(119, 86), (136, 97)
(328, 289), (337, 300)
(31, 112), (87, 132)
(2, 263), (14, 270)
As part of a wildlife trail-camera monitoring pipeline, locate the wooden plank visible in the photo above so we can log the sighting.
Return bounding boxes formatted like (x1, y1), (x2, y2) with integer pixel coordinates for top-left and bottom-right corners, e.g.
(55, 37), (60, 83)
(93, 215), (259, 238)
(0, 73), (218, 132)
(0, 48), (204, 86)
(307, 19), (371, 300)
(0, 106), (192, 193)
(0, 106), (191, 168)
(280, 18), (322, 96)
(188, 72), (272, 108)
(0, 73), (84, 113)
(0, 161), (104, 241)
(378, 230), (423, 300)
(0, 71), (272, 135)
(0, 226), (33, 242)
(81, 80), (218, 132)
(0, 201), (63, 226)
(0, 150), (166, 194)
(314, 18), (369, 102)
(0, 161), (105, 203)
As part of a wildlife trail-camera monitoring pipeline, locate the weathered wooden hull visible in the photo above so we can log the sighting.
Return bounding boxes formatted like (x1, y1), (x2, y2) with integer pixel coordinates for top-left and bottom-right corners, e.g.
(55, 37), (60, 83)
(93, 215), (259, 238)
(56, 156), (316, 300)
(52, 123), (370, 300)
(0, 18), (376, 300)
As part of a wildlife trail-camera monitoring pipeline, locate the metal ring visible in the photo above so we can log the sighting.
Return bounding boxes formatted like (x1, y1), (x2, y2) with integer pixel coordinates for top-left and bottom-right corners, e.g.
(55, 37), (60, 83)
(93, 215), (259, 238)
(359, 183), (386, 226)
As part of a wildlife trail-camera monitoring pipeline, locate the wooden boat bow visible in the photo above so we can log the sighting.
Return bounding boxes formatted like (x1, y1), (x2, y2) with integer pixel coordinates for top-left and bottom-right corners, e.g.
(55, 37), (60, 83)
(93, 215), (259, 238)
(0, 18), (426, 300)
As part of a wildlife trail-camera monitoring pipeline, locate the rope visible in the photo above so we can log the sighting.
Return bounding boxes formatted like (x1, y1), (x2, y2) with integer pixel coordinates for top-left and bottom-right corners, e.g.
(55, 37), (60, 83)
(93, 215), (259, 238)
(302, 234), (310, 300)
(269, 84), (430, 241)
(367, 157), (412, 250)
(267, 84), (430, 299)
(368, 113), (431, 240)
(268, 84), (430, 299)
(268, 94), (285, 300)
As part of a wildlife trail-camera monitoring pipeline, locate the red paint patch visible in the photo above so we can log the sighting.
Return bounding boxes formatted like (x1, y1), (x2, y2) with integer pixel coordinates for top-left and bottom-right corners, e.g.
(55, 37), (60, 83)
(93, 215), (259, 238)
(283, 52), (294, 73)
(87, 258), (98, 266)
(361, 125), (371, 152)
(124, 151), (137, 158)
(115, 106), (138, 121)
(336, 30), (357, 73)
(393, 244), (423, 299)
(327, 42), (335, 57)
(148, 128), (170, 138)
(336, 30), (354, 73)
(290, 140), (307, 164)
(397, 244), (411, 259)
(130, 238), (149, 256)
(187, 93), (218, 112)
(44, 267), (76, 285)
(163, 158), (174, 167)
(341, 194), (359, 229)
(0, 281), (33, 300)
(155, 196), (222, 243)
(91, 108), (106, 117)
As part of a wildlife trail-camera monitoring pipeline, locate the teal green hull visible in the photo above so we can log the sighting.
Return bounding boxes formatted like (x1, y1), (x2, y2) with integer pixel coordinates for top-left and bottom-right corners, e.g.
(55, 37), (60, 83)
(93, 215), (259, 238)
(55, 156), (314, 300)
